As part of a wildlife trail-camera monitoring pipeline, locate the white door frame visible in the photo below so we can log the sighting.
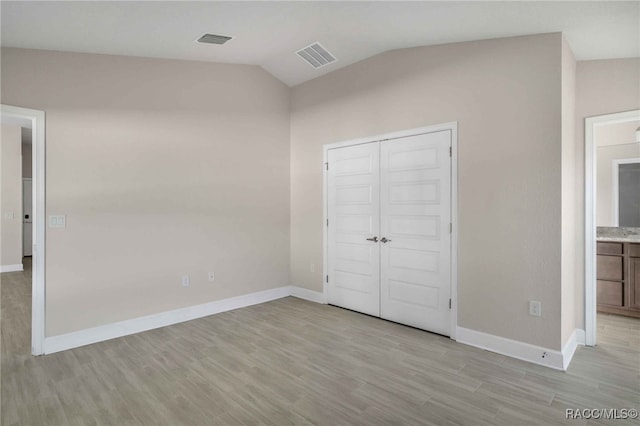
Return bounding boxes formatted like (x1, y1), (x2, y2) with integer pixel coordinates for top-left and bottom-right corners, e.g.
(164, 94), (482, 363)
(322, 122), (459, 339)
(612, 157), (640, 227)
(1, 104), (46, 355)
(584, 109), (640, 347)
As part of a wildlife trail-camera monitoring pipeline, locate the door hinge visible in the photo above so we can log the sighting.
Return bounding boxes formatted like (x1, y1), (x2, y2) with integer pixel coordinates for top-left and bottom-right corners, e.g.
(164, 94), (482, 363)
(449, 298), (452, 309)
(326, 219), (329, 227)
(325, 162), (329, 171)
(449, 223), (452, 234)
(326, 275), (329, 283)
(449, 146), (452, 157)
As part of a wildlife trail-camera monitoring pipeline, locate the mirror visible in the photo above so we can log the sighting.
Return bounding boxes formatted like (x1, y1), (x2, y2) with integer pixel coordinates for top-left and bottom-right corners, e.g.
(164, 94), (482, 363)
(596, 120), (640, 227)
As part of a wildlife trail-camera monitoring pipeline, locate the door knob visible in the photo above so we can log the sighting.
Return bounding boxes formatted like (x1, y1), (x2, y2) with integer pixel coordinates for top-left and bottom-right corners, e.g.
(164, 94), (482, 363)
(380, 237), (391, 243)
(366, 236), (379, 242)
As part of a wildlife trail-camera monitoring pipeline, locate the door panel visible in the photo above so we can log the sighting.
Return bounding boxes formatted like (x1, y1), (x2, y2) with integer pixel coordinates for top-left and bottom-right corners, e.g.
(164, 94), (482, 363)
(327, 143), (380, 316)
(380, 131), (451, 335)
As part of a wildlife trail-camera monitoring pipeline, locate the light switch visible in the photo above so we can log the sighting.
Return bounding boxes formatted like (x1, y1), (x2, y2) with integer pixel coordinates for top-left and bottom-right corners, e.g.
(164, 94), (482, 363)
(49, 215), (66, 228)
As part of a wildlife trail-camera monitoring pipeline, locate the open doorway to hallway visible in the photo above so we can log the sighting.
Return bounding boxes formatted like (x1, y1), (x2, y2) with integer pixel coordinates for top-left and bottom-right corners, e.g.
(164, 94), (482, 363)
(1, 117), (34, 359)
(587, 111), (640, 353)
(1, 104), (46, 355)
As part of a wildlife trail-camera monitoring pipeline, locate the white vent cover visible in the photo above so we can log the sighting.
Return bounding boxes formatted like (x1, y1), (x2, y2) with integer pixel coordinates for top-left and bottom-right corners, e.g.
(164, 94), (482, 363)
(197, 34), (233, 45)
(296, 42), (337, 69)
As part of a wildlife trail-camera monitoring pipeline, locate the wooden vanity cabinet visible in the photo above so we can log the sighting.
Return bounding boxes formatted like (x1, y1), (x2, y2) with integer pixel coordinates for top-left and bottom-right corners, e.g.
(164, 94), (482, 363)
(630, 257), (640, 309)
(597, 242), (640, 318)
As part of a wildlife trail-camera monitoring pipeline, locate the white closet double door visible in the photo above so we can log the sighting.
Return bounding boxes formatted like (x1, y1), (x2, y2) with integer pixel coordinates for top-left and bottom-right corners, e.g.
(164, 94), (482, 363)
(327, 130), (452, 336)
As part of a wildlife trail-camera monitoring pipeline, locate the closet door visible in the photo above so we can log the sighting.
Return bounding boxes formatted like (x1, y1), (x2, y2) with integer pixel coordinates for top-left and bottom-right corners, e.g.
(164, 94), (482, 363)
(327, 143), (381, 316)
(379, 131), (451, 335)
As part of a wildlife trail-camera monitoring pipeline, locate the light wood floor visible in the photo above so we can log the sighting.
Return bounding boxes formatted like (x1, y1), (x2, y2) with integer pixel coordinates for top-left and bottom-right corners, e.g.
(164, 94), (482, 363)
(2, 260), (639, 425)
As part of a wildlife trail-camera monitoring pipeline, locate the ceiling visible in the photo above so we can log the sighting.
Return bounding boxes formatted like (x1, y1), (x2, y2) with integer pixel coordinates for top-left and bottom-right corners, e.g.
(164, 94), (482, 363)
(1, 1), (638, 87)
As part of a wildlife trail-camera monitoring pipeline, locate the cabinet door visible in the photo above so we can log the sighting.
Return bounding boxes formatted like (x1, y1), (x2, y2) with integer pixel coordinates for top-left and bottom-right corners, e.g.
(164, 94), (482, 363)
(597, 280), (624, 307)
(327, 143), (381, 317)
(597, 255), (623, 281)
(630, 257), (640, 309)
(379, 131), (451, 336)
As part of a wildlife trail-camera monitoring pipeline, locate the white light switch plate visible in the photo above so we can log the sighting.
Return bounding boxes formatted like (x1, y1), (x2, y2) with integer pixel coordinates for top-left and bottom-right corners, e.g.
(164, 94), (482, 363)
(49, 215), (66, 228)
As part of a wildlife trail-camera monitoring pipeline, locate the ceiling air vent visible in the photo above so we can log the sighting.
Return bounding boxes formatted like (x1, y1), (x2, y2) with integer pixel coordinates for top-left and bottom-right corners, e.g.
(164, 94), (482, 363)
(296, 42), (337, 69)
(197, 34), (233, 45)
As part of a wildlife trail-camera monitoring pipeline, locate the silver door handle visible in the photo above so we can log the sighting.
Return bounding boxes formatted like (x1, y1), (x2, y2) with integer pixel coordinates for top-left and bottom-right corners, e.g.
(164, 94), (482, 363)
(380, 237), (391, 243)
(366, 236), (379, 242)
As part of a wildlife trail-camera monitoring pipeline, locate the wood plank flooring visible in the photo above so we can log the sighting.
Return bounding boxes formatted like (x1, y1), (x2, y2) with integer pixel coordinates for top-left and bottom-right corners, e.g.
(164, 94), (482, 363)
(2, 260), (639, 425)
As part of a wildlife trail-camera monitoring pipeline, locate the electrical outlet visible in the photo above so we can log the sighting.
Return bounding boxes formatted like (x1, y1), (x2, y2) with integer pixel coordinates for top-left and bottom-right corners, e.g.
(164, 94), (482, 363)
(529, 300), (541, 317)
(310, 263), (315, 273)
(49, 215), (66, 228)
(208, 272), (215, 282)
(181, 275), (190, 287)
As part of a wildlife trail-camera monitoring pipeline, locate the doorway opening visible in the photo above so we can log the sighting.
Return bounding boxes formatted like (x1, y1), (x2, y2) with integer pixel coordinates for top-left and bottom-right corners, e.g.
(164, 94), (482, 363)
(584, 109), (640, 347)
(1, 104), (46, 355)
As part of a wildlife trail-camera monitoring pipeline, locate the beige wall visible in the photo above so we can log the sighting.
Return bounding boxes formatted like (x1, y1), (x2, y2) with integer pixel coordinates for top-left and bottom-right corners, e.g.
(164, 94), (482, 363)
(1, 48), (291, 336)
(595, 120), (640, 148)
(291, 34), (564, 350)
(1, 123), (23, 267)
(561, 37), (578, 345)
(575, 58), (640, 330)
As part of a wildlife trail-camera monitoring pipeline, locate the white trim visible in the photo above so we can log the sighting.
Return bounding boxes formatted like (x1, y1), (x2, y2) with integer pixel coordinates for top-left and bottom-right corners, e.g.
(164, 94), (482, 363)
(322, 122), (459, 338)
(561, 328), (586, 371)
(584, 109), (640, 347)
(457, 326), (566, 371)
(289, 286), (326, 303)
(1, 104), (46, 356)
(44, 286), (292, 354)
(612, 157), (640, 227)
(0, 264), (24, 273)
(449, 124), (459, 340)
(38, 283), (582, 371)
(323, 147), (329, 300)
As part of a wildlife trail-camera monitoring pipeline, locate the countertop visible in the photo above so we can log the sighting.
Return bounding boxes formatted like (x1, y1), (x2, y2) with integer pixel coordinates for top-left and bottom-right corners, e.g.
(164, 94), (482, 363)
(596, 227), (640, 243)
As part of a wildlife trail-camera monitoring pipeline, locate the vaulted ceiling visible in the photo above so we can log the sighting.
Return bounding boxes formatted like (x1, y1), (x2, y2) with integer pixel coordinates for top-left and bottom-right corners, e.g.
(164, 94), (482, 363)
(2, 1), (638, 86)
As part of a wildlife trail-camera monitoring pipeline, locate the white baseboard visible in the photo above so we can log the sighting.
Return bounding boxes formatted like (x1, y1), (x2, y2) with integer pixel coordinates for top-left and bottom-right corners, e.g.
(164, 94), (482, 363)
(41, 284), (582, 372)
(289, 286), (326, 303)
(561, 328), (585, 370)
(456, 326), (567, 370)
(0, 264), (23, 273)
(44, 286), (292, 354)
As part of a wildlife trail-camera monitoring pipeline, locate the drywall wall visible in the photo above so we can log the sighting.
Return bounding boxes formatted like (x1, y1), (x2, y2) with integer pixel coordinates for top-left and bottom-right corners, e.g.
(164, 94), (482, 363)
(291, 33), (564, 350)
(575, 58), (640, 330)
(595, 120), (640, 148)
(1, 123), (23, 268)
(561, 37), (578, 346)
(1, 48), (291, 336)
(597, 143), (640, 226)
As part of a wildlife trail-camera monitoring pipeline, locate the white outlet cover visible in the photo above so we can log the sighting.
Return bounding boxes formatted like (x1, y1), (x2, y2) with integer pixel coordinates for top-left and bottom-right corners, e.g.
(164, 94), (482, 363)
(181, 275), (190, 287)
(529, 300), (541, 317)
(49, 215), (66, 228)
(208, 272), (215, 282)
